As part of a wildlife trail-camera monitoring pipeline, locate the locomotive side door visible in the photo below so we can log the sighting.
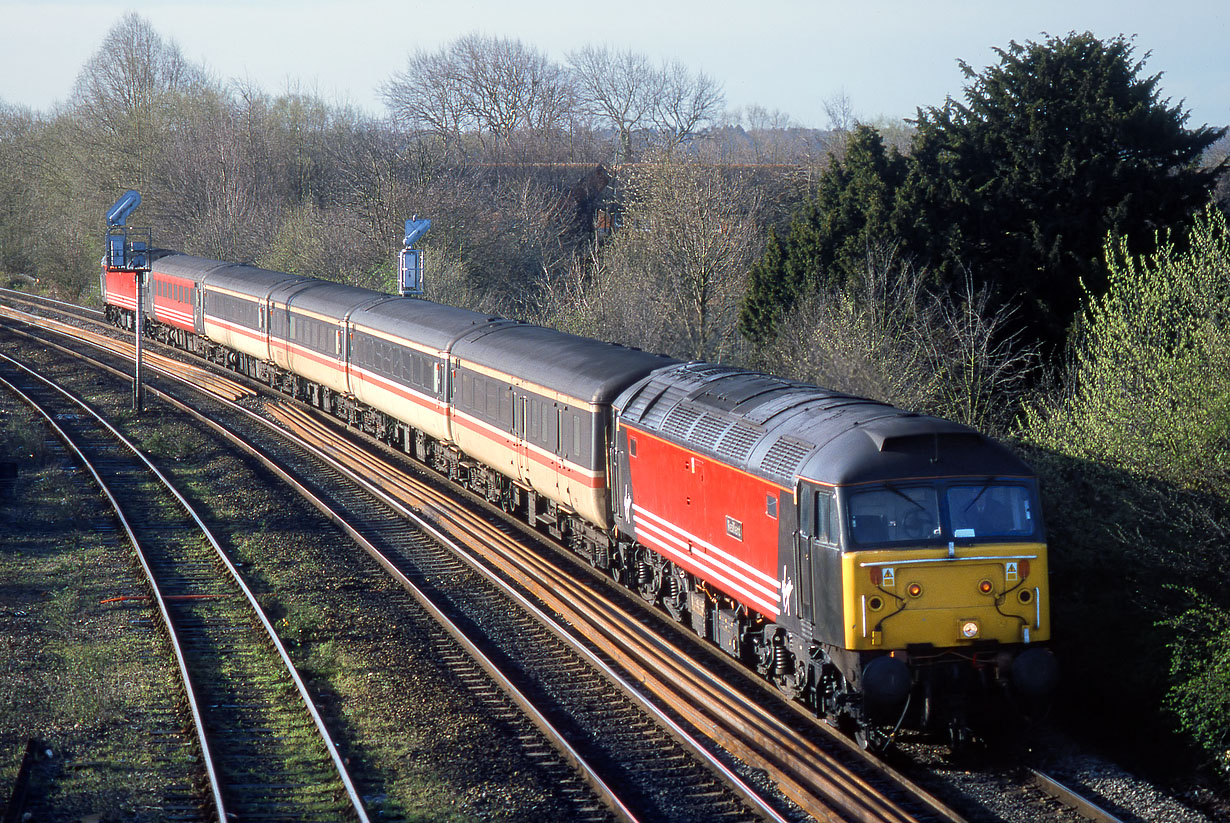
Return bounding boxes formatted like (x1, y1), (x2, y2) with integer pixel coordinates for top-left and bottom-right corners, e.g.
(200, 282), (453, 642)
(796, 482), (844, 645)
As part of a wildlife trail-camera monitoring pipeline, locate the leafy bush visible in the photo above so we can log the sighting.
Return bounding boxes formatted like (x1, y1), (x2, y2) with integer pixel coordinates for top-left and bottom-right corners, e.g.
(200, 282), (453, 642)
(1021, 206), (1230, 776)
(1162, 593), (1230, 775)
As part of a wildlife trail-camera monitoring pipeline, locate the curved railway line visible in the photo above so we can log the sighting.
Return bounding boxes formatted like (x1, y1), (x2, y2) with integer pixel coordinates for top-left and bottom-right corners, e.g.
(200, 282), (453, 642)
(0, 350), (369, 822)
(1, 296), (768, 821)
(1, 287), (1167, 823)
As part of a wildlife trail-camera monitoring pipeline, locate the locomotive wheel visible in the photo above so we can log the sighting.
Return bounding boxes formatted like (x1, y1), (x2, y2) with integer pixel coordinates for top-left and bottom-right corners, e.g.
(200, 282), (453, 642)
(635, 552), (665, 604)
(662, 566), (690, 622)
(854, 726), (892, 752)
(772, 670), (804, 700)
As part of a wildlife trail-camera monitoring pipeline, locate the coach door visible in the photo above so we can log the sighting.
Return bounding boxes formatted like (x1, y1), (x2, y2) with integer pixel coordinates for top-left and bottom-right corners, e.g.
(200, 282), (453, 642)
(193, 285), (204, 335)
(513, 392), (532, 486)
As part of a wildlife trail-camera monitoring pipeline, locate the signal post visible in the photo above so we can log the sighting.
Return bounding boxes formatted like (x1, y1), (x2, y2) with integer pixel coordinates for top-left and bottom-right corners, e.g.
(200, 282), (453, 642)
(104, 190), (152, 413)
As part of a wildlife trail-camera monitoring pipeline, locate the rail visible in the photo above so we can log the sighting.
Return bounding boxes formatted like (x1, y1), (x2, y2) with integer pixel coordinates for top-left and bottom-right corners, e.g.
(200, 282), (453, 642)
(0, 350), (370, 822)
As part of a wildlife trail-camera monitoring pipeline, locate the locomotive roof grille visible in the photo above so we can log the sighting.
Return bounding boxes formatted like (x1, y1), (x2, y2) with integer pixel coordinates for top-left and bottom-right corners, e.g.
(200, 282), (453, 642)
(691, 413), (731, 451)
(717, 423), (760, 463)
(761, 437), (814, 482)
(661, 404), (703, 440)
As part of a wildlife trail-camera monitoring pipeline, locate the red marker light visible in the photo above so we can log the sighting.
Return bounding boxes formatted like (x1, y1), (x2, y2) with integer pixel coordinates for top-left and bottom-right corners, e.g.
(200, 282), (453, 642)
(870, 568), (882, 586)
(979, 580), (993, 594)
(1019, 560), (1031, 579)
(907, 583), (923, 598)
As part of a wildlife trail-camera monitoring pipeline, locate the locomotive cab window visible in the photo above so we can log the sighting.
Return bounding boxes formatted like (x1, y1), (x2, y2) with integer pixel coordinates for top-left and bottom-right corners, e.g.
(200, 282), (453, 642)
(798, 486), (838, 544)
(847, 481), (1038, 546)
(849, 485), (940, 546)
(947, 483), (1034, 538)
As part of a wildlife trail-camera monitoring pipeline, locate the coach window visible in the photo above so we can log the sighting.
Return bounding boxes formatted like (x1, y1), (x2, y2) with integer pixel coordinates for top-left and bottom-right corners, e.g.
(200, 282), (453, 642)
(500, 386), (513, 428)
(530, 398), (542, 443)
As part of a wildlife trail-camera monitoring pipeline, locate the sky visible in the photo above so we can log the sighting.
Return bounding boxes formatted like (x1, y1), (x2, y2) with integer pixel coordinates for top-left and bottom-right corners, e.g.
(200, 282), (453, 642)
(2, 0), (1228, 129)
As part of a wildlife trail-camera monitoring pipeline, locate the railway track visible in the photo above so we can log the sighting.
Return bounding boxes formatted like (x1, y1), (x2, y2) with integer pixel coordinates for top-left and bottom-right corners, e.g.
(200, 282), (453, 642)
(3, 298), (957, 820)
(0, 349), (368, 822)
(267, 399), (965, 823)
(0, 290), (1082, 821)
(0, 302), (732, 820)
(4, 288), (1216, 823)
(1028, 769), (1128, 823)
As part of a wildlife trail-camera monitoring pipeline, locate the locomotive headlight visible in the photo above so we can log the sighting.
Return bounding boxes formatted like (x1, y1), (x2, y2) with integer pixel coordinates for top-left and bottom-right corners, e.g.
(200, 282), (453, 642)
(960, 620), (980, 639)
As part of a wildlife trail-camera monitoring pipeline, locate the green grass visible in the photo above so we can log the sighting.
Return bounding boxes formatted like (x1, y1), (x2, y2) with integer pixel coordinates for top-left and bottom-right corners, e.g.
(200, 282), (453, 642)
(0, 403), (199, 818)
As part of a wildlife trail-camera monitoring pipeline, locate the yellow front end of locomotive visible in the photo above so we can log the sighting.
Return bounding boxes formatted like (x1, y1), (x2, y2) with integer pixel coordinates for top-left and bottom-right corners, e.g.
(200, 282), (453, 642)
(840, 544), (1050, 651)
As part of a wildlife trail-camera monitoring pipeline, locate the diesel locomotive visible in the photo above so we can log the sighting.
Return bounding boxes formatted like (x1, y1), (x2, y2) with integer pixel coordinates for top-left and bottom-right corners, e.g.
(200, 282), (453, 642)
(101, 250), (1057, 744)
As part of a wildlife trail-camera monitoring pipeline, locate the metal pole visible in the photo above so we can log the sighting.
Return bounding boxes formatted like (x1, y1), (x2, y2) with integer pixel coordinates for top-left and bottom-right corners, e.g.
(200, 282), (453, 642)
(133, 271), (144, 413)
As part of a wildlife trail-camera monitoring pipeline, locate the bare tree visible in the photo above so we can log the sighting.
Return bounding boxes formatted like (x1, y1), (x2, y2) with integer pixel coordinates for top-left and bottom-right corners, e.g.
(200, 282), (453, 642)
(568, 48), (725, 160)
(384, 33), (575, 157)
(761, 251), (1037, 435)
(152, 87), (275, 261)
(822, 89), (857, 132)
(567, 46), (659, 163)
(0, 102), (38, 276)
(71, 12), (208, 187)
(650, 60), (724, 148)
(381, 46), (468, 142)
(545, 149), (761, 361)
(739, 104), (798, 165)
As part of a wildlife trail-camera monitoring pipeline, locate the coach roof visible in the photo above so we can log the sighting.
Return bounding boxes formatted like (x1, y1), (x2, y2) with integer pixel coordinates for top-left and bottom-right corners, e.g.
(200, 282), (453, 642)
(151, 253), (231, 282)
(203, 262), (313, 297)
(452, 323), (678, 405)
(351, 296), (509, 353)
